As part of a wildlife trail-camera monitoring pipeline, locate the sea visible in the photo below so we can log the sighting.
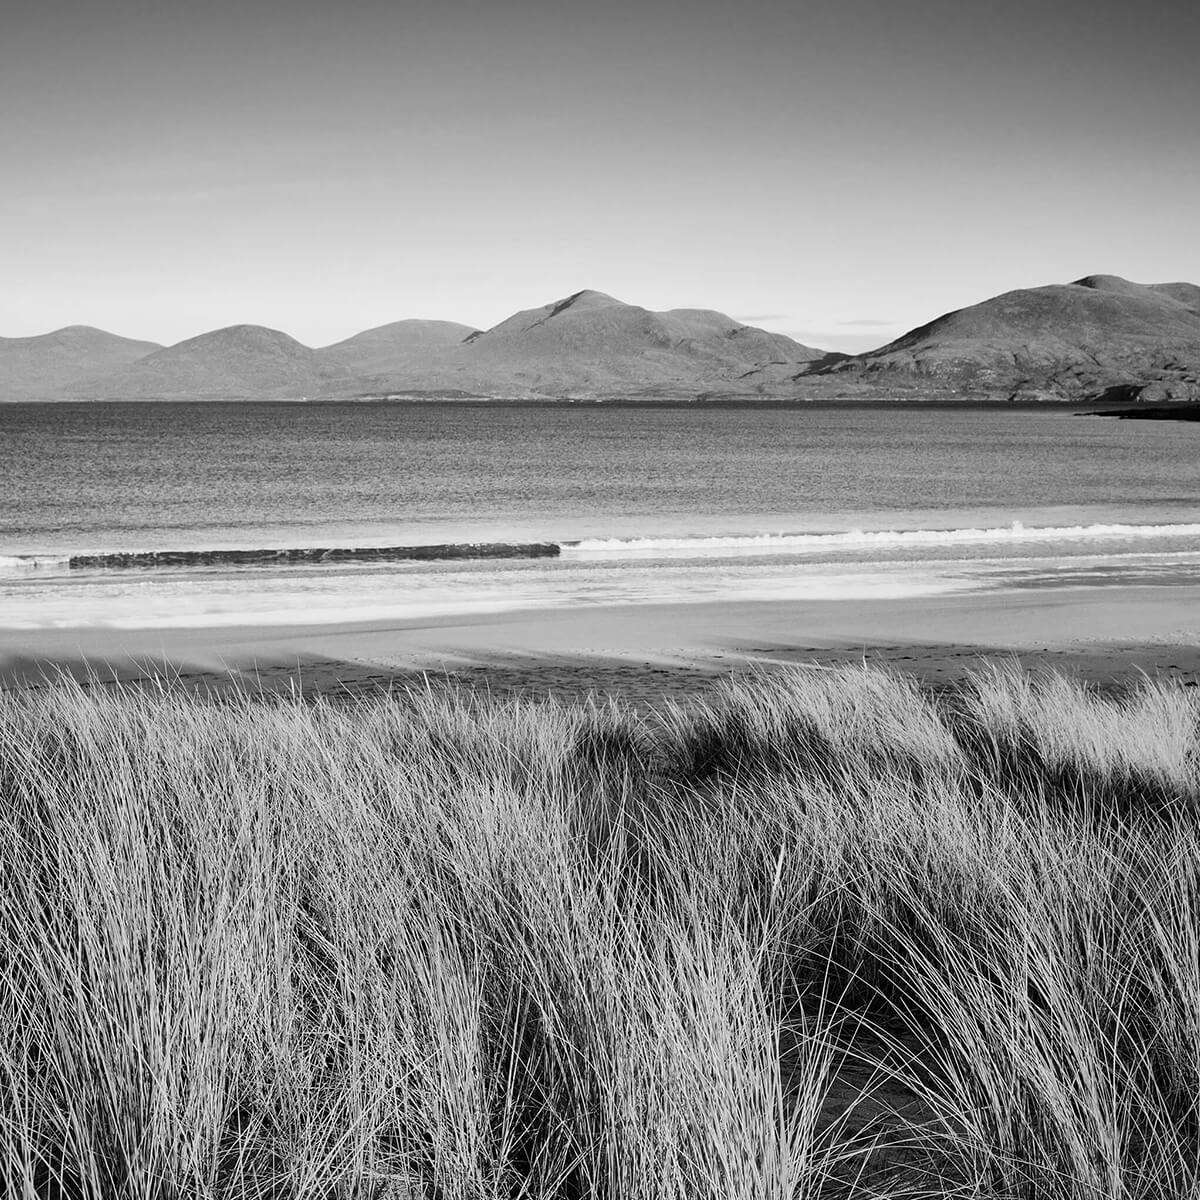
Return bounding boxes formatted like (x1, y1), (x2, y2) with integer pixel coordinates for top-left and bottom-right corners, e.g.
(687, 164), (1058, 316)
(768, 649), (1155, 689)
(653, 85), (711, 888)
(2, 400), (1199, 631)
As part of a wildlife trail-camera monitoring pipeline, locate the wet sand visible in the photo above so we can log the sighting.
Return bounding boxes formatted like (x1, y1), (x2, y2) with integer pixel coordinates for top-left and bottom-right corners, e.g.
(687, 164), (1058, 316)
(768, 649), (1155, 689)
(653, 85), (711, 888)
(3, 582), (1199, 702)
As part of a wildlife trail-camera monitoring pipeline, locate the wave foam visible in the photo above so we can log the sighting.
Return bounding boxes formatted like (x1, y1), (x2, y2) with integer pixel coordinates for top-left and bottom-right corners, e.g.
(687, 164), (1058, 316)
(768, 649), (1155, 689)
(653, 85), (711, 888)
(0, 554), (72, 572)
(7, 522), (1200, 576)
(564, 522), (1200, 557)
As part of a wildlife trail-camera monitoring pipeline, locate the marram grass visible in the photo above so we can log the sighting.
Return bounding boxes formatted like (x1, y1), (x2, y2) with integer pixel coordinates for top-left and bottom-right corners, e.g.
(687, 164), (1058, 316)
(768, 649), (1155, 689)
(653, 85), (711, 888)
(0, 665), (1197, 1199)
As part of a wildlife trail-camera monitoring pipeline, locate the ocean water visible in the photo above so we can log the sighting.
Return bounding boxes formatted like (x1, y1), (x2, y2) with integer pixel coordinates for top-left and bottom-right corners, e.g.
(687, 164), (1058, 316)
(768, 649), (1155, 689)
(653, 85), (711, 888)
(2, 400), (1199, 629)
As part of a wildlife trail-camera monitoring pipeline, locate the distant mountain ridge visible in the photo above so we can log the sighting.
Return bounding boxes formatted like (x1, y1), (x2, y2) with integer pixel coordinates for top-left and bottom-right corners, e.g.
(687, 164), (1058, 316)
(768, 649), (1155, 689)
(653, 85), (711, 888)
(360, 290), (826, 399)
(0, 326), (162, 399)
(5, 274), (1199, 401)
(319, 319), (479, 376)
(67, 325), (356, 400)
(810, 274), (1200, 401)
(6, 291), (824, 401)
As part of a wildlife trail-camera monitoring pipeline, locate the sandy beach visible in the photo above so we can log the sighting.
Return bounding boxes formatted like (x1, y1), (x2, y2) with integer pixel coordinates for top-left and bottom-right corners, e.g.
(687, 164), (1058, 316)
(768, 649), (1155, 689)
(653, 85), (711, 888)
(4, 581), (1199, 702)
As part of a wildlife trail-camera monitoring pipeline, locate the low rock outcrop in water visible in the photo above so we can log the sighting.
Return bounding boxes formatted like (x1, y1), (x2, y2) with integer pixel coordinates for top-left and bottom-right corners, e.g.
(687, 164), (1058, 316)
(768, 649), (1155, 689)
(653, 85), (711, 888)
(68, 542), (561, 569)
(1091, 402), (1200, 422)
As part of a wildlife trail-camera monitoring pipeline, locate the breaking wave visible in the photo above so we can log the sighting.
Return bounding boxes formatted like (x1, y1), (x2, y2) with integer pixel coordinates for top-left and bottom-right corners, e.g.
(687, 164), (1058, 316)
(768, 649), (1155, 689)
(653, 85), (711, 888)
(4, 522), (1200, 578)
(563, 522), (1200, 557)
(0, 554), (72, 572)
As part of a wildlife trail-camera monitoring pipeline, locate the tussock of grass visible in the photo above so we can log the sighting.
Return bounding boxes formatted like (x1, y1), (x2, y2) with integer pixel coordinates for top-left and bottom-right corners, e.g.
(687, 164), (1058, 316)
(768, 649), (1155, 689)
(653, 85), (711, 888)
(0, 664), (1197, 1198)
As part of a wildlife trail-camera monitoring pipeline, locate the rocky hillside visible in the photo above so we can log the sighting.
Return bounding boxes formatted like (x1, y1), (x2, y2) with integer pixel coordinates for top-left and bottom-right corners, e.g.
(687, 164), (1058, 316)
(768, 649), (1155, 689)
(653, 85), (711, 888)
(808, 275), (1200, 400)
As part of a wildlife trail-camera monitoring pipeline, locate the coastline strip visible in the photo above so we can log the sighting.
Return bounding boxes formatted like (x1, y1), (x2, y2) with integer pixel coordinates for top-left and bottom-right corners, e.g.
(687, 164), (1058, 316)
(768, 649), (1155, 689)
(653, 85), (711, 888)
(5, 520), (1200, 577)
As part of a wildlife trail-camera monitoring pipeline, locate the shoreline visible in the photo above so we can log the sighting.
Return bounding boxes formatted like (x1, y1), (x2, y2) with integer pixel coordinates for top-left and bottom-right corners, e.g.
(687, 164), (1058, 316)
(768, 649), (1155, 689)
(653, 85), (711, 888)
(4, 583), (1199, 701)
(1, 396), (1124, 409)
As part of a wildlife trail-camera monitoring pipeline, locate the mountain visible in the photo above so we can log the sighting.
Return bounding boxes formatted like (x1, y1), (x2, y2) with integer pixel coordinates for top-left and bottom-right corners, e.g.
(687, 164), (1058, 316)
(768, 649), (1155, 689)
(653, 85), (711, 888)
(810, 275), (1200, 400)
(319, 319), (478, 375)
(347, 290), (826, 398)
(68, 325), (355, 400)
(29, 293), (820, 401)
(21, 276), (1195, 404)
(0, 326), (163, 400)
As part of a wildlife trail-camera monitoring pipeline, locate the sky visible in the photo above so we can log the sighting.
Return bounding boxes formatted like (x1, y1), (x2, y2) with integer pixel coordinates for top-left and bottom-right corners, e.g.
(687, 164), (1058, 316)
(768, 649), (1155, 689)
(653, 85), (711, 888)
(3, 0), (1198, 353)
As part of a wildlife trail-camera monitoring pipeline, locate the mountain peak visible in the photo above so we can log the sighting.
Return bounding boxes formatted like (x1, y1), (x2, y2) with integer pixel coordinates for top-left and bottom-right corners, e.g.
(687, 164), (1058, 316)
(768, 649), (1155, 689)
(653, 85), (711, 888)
(318, 319), (480, 375)
(525, 290), (626, 328)
(416, 289), (825, 397)
(46, 324), (112, 338)
(4, 324), (154, 347)
(1069, 275), (1198, 310)
(64, 324), (351, 399)
(1, 326), (163, 399)
(177, 324), (309, 350)
(552, 288), (623, 309)
(1072, 274), (1141, 294)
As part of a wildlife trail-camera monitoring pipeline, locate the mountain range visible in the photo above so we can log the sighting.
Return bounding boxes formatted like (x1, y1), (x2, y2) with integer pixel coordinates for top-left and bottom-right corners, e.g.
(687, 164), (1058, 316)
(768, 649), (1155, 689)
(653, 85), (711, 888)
(3, 275), (1197, 402)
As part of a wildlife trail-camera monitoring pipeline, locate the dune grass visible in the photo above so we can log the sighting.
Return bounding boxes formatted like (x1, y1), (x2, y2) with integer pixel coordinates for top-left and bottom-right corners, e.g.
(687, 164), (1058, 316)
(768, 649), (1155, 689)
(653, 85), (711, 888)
(0, 664), (1197, 1199)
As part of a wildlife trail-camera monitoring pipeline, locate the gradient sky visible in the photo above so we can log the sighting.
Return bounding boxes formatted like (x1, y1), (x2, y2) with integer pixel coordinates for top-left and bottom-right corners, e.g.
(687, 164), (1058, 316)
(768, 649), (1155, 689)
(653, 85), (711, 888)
(4, 0), (1198, 353)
